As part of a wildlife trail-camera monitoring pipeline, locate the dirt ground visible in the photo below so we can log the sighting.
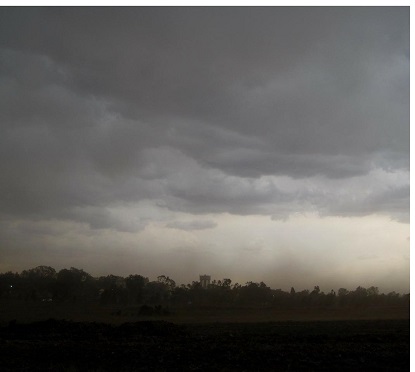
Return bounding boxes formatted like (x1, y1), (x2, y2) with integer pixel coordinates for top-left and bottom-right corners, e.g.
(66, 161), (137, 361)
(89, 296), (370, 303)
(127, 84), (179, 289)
(0, 318), (409, 371)
(0, 300), (410, 324)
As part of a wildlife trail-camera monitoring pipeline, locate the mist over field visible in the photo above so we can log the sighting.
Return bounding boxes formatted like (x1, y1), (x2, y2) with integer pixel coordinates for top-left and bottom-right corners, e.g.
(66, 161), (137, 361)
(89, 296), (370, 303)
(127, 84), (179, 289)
(0, 7), (409, 294)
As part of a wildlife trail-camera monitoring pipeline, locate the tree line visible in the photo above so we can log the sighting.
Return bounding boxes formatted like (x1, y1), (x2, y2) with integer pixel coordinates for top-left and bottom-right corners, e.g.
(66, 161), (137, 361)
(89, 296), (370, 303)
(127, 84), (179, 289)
(0, 265), (409, 309)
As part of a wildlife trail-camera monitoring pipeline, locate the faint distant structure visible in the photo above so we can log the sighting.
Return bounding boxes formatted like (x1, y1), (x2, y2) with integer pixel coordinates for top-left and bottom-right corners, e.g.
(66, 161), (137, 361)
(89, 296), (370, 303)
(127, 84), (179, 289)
(199, 275), (211, 289)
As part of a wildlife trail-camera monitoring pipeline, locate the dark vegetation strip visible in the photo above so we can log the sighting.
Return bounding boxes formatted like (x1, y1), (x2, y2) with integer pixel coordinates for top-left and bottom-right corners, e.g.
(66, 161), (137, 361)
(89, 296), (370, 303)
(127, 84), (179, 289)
(0, 265), (409, 310)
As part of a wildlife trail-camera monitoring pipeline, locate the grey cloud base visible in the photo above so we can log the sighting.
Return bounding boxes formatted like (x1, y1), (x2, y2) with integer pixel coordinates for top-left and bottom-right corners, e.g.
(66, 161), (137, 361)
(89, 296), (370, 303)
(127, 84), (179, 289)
(0, 7), (409, 231)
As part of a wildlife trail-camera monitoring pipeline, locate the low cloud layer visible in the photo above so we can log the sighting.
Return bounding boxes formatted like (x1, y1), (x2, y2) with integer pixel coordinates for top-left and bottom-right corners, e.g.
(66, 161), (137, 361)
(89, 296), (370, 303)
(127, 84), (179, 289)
(166, 219), (218, 231)
(0, 7), (408, 231)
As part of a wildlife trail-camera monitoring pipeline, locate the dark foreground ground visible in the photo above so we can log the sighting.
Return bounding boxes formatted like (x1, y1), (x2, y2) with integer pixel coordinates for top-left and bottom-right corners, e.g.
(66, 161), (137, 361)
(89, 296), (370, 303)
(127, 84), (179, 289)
(0, 318), (409, 371)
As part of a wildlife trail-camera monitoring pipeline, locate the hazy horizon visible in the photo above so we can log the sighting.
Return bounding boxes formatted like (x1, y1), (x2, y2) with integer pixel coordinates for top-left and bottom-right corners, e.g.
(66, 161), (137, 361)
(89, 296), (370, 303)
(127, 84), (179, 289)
(0, 7), (409, 294)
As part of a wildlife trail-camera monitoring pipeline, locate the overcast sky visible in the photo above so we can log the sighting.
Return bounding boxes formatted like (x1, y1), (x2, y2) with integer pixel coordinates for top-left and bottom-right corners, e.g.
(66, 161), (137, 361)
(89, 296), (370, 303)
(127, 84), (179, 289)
(0, 7), (409, 293)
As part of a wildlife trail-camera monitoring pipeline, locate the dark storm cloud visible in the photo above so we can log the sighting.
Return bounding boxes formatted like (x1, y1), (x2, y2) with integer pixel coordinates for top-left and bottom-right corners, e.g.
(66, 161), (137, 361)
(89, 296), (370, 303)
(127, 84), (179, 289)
(324, 183), (410, 223)
(0, 7), (409, 228)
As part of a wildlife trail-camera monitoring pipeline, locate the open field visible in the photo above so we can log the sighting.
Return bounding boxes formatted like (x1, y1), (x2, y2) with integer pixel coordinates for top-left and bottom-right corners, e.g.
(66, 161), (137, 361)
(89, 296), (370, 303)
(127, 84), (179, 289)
(0, 300), (410, 371)
(0, 300), (410, 325)
(0, 318), (409, 371)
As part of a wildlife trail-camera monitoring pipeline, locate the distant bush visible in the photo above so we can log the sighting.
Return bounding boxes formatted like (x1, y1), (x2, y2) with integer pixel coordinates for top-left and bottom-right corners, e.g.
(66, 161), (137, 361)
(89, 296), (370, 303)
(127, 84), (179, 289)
(0, 266), (409, 310)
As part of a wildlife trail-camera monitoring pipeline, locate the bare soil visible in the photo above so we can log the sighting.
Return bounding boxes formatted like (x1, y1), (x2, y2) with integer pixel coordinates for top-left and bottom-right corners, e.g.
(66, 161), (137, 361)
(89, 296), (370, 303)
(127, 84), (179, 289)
(0, 318), (409, 371)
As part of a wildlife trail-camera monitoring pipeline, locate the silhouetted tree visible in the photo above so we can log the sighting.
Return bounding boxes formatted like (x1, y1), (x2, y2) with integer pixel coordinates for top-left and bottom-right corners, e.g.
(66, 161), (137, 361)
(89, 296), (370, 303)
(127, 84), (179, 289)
(21, 265), (57, 301)
(125, 274), (148, 304)
(56, 267), (96, 302)
(98, 275), (127, 305)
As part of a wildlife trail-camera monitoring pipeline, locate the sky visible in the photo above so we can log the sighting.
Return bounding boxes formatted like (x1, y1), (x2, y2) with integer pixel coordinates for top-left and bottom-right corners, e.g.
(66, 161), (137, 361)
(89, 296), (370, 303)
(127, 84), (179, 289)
(0, 7), (409, 293)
